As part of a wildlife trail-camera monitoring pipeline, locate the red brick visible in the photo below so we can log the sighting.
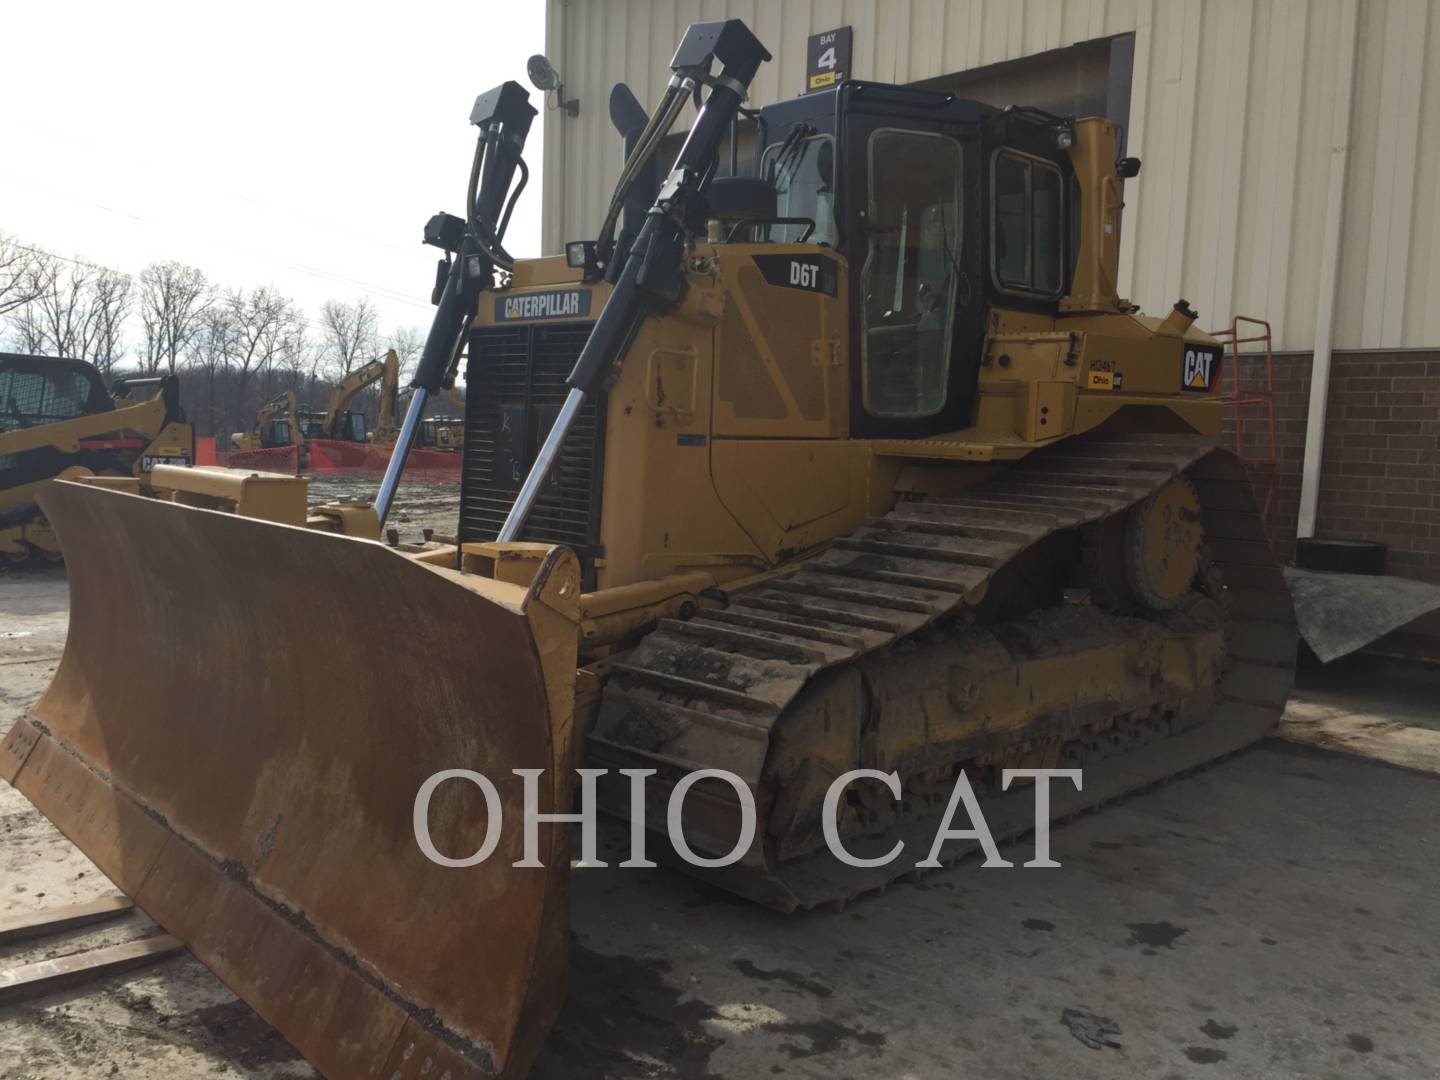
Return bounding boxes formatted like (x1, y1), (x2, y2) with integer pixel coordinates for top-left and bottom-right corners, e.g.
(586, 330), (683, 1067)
(1376, 521), (1431, 539)
(1347, 377), (1393, 392)
(1388, 362), (1429, 377)
(1336, 460), (1382, 475)
(1369, 477), (1419, 493)
(1371, 448), (1420, 463)
(1383, 492), (1434, 508)
(1392, 377), (1436, 392)
(1326, 488), (1370, 504)
(1390, 406), (1437, 421)
(1330, 419), (1377, 434)
(1385, 464), (1436, 480)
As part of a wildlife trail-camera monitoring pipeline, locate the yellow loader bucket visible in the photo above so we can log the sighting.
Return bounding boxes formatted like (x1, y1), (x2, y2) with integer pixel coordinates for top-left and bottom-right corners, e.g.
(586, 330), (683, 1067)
(0, 480), (580, 1079)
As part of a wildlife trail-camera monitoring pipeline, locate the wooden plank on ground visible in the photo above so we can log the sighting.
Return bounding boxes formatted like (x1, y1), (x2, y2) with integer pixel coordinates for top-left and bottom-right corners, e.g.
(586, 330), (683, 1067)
(0, 894), (134, 946)
(0, 934), (184, 1006)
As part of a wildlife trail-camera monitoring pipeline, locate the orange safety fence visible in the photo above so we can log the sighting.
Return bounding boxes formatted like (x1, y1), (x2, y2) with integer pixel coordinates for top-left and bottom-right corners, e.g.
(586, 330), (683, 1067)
(215, 444), (301, 475)
(307, 439), (461, 484)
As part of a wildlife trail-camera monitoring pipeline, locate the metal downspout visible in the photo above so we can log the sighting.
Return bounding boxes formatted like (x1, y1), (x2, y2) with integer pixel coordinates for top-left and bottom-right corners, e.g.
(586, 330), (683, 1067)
(1296, 0), (1360, 540)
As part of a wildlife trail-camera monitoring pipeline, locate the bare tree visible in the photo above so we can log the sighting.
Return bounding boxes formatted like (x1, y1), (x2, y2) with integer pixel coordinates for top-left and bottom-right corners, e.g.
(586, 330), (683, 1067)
(188, 305), (237, 437)
(140, 261), (210, 375)
(24, 253), (104, 360)
(0, 233), (47, 319)
(88, 269), (133, 377)
(272, 328), (319, 397)
(318, 297), (378, 378)
(386, 324), (425, 384)
(8, 254), (133, 372)
(226, 286), (305, 433)
(9, 302), (48, 354)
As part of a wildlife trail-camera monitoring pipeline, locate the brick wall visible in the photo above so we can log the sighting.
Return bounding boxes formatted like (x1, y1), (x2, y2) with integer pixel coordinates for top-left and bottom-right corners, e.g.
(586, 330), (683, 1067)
(1232, 350), (1440, 583)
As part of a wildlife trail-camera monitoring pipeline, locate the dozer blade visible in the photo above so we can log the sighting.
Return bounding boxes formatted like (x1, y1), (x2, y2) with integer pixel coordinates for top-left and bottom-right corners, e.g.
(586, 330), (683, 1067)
(0, 480), (581, 1079)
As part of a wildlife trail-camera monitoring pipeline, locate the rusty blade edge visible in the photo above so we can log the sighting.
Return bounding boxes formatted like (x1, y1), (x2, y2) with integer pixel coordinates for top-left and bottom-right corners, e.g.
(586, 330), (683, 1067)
(5, 717), (499, 1080)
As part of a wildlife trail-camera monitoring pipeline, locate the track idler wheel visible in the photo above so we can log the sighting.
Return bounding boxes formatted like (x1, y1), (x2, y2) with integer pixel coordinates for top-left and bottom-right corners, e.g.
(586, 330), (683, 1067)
(1124, 476), (1202, 610)
(1086, 476), (1203, 612)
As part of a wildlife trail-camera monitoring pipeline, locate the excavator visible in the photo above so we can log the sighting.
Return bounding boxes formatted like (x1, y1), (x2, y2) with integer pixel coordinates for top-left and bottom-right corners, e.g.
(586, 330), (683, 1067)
(307, 348), (401, 443)
(1, 20), (1295, 1079)
(0, 353), (192, 562)
(229, 390), (300, 451)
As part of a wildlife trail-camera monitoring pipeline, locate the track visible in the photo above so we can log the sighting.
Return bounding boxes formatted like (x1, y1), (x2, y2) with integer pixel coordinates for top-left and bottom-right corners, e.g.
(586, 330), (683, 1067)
(588, 432), (1297, 911)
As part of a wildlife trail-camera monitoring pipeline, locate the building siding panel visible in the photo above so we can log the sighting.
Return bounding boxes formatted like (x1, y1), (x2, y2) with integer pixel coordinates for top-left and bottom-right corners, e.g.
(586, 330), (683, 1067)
(544, 0), (1440, 352)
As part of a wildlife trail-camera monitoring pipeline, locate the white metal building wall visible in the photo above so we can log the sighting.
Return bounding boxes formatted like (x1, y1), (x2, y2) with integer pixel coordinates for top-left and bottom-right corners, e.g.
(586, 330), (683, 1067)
(542, 0), (1440, 352)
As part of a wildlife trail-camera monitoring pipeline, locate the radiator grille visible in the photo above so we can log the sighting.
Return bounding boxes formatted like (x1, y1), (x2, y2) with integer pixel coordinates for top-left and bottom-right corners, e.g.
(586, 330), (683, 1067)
(460, 322), (605, 588)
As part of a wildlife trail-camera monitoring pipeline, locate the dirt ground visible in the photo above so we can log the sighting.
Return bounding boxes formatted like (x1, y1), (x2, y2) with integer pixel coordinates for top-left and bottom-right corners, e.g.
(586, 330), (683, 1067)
(305, 472), (460, 544)
(2, 568), (1439, 1079)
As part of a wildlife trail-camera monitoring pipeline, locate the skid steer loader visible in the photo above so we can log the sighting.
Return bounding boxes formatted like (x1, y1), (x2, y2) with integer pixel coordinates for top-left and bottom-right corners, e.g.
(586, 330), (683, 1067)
(1, 19), (1295, 1078)
(0, 354), (192, 562)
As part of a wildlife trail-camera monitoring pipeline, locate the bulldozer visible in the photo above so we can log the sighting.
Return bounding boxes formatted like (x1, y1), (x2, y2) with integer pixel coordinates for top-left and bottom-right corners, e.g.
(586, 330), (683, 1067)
(0, 353), (192, 562)
(416, 413), (464, 450)
(1, 20), (1295, 1079)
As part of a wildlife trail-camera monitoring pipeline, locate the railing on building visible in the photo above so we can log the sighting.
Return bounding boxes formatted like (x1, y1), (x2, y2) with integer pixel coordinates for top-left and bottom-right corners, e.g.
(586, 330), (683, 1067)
(1208, 315), (1278, 548)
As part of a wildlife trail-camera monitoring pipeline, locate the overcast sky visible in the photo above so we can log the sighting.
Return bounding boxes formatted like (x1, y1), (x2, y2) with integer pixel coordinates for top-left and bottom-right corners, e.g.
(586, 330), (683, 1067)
(4, 1), (548, 339)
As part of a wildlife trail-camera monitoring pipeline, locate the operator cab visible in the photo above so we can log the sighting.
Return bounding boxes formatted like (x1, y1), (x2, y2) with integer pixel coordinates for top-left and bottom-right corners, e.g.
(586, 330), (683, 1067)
(748, 82), (1081, 439)
(264, 419), (293, 448)
(336, 411), (367, 442)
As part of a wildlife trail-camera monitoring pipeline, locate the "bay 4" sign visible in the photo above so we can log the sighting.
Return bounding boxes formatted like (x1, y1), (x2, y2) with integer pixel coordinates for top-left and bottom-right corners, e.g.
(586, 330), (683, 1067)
(806, 26), (852, 92)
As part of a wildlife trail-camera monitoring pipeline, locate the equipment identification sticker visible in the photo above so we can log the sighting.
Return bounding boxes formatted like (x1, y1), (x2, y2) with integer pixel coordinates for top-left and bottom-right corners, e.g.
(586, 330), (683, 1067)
(1181, 344), (1223, 393)
(495, 289), (593, 322)
(1086, 358), (1121, 391)
(752, 254), (840, 297)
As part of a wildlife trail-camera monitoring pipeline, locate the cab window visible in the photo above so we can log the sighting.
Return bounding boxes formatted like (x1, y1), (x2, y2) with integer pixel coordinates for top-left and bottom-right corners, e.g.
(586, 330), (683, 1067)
(861, 129), (963, 419)
(761, 135), (836, 246)
(992, 150), (1065, 296)
(0, 368), (96, 432)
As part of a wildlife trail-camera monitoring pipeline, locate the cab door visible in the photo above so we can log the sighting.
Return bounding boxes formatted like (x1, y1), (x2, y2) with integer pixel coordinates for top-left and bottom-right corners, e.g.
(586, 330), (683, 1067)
(839, 87), (985, 438)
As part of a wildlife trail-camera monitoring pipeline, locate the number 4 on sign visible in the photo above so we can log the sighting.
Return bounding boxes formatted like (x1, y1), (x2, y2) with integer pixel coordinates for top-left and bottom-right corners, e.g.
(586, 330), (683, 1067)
(817, 45), (836, 69)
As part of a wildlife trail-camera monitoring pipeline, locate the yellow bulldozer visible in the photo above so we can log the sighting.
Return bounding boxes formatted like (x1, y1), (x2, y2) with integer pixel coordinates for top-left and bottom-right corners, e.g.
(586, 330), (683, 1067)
(1, 20), (1295, 1079)
(0, 353), (192, 562)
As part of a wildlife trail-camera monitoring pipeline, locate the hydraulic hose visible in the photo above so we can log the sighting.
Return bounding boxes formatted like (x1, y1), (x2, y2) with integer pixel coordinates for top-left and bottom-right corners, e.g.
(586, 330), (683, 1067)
(595, 83), (688, 263)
